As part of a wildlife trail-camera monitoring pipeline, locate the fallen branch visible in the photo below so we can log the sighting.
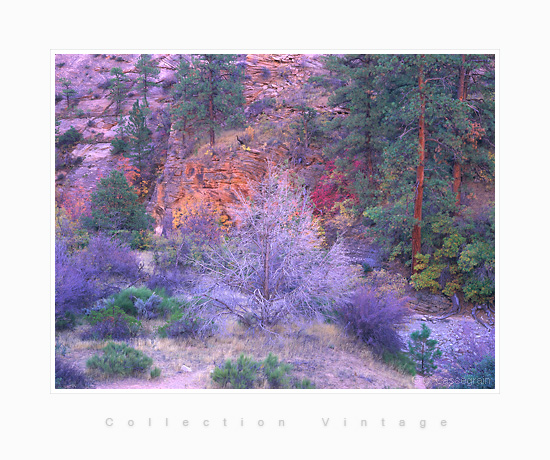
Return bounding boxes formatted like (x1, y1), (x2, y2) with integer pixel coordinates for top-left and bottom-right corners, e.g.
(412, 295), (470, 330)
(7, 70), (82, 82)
(435, 293), (461, 320)
(471, 305), (490, 329)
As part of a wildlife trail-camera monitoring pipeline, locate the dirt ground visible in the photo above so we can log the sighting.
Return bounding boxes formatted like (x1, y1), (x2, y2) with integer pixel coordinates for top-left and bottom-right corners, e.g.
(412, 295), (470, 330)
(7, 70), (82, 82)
(56, 318), (416, 390)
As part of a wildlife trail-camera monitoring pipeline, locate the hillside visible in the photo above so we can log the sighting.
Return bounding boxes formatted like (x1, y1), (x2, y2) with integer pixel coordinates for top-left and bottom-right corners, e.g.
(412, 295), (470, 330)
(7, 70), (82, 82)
(54, 53), (495, 391)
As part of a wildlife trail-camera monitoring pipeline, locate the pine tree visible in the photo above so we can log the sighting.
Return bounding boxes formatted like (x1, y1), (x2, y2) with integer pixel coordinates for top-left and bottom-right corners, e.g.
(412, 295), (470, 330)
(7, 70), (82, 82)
(408, 323), (442, 376)
(135, 54), (159, 107)
(320, 54), (387, 207)
(190, 54), (245, 146)
(82, 170), (153, 235)
(107, 67), (129, 116)
(59, 77), (77, 110)
(125, 100), (152, 178)
(110, 115), (129, 155)
(170, 58), (199, 143)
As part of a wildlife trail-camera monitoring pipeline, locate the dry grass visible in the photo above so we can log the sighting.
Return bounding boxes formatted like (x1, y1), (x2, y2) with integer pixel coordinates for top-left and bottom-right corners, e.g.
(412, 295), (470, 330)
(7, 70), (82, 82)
(56, 316), (415, 390)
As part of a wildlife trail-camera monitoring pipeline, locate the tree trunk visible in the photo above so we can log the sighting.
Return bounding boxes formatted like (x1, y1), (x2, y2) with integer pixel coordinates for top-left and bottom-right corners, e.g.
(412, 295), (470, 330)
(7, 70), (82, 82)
(209, 69), (215, 147)
(412, 60), (426, 275)
(453, 54), (467, 208)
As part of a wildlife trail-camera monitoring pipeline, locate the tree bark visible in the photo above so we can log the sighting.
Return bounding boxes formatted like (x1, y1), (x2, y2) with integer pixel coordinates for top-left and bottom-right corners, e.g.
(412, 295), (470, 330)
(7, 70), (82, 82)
(208, 68), (215, 147)
(453, 54), (467, 208)
(412, 59), (426, 275)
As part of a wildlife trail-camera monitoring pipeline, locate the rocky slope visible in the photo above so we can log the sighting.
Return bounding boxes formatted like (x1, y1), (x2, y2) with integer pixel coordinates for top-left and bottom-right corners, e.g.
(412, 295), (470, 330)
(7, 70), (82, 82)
(54, 53), (337, 231)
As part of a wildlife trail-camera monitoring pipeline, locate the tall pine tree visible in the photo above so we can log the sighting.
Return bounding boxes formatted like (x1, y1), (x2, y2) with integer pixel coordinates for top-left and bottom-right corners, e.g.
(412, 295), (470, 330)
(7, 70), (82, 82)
(107, 67), (129, 116)
(125, 100), (152, 180)
(190, 54), (245, 146)
(135, 54), (159, 107)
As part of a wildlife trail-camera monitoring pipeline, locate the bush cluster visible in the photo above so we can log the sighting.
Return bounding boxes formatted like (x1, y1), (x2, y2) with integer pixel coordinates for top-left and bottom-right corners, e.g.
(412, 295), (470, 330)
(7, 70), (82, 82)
(211, 353), (315, 389)
(55, 357), (93, 389)
(86, 342), (153, 376)
(448, 355), (495, 389)
(107, 287), (180, 318)
(82, 305), (142, 341)
(339, 285), (410, 356)
(57, 126), (82, 148)
(55, 235), (140, 322)
(157, 307), (214, 339)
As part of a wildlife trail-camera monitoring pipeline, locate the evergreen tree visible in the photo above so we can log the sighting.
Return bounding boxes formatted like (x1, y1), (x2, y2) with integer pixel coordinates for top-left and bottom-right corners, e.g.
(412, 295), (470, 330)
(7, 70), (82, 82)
(170, 58), (199, 143)
(125, 100), (152, 178)
(408, 323), (442, 376)
(110, 115), (129, 155)
(82, 170), (153, 236)
(135, 54), (159, 107)
(59, 77), (77, 110)
(107, 67), (129, 116)
(190, 54), (245, 146)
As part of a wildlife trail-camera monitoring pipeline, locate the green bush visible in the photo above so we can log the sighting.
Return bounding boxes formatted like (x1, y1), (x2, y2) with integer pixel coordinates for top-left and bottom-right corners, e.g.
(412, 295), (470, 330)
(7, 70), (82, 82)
(211, 354), (315, 389)
(109, 287), (155, 316)
(57, 126), (82, 148)
(86, 342), (153, 376)
(55, 311), (78, 331)
(84, 305), (142, 340)
(382, 351), (417, 376)
(108, 286), (181, 318)
(262, 353), (293, 389)
(211, 354), (260, 389)
(408, 324), (442, 376)
(150, 367), (162, 379)
(293, 378), (316, 389)
(449, 356), (495, 389)
(110, 137), (129, 155)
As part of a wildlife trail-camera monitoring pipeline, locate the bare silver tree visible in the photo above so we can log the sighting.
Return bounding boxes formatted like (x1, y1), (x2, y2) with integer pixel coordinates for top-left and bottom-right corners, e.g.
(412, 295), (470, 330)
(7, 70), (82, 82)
(198, 164), (359, 328)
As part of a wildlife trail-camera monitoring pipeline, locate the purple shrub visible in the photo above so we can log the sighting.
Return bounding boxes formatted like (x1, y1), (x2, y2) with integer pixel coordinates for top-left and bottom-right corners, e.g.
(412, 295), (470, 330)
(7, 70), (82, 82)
(77, 235), (140, 280)
(55, 357), (94, 389)
(81, 316), (140, 341)
(339, 286), (411, 355)
(55, 241), (100, 318)
(55, 234), (140, 321)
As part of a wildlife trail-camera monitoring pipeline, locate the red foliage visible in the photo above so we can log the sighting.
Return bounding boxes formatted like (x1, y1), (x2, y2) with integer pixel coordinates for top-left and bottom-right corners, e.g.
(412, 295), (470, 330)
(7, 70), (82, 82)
(311, 160), (360, 215)
(58, 185), (91, 221)
(115, 157), (140, 189)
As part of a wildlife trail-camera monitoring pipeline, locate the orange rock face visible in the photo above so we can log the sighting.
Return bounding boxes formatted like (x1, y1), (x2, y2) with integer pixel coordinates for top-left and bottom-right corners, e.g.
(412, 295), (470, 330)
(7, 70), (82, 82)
(55, 53), (335, 228)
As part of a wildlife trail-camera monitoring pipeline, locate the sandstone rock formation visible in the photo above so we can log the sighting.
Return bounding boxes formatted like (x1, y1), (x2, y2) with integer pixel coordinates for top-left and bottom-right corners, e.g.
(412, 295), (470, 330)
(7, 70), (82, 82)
(55, 53), (335, 228)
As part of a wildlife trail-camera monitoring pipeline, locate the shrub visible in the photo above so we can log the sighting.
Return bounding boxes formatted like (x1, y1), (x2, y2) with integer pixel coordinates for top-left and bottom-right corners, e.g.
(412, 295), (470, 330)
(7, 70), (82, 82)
(150, 367), (162, 379)
(56, 234), (140, 322)
(382, 351), (417, 376)
(157, 308), (214, 339)
(361, 262), (373, 275)
(108, 287), (179, 318)
(55, 357), (93, 389)
(211, 354), (314, 389)
(57, 126), (82, 148)
(55, 311), (78, 331)
(262, 353), (293, 389)
(448, 355), (495, 389)
(77, 235), (140, 281)
(293, 378), (316, 389)
(82, 305), (142, 340)
(86, 342), (153, 376)
(339, 286), (410, 356)
(408, 324), (442, 376)
(248, 97), (276, 117)
(134, 293), (163, 320)
(110, 287), (155, 316)
(55, 240), (102, 319)
(211, 354), (260, 389)
(110, 137), (129, 155)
